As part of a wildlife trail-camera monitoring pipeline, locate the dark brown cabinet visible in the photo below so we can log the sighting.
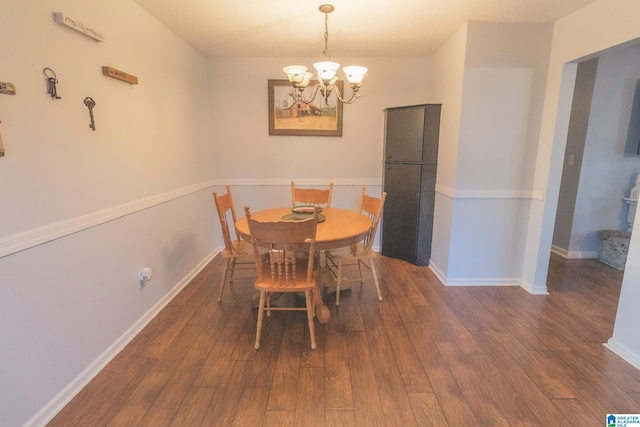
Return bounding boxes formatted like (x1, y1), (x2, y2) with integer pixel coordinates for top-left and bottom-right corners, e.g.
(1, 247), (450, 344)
(381, 104), (441, 266)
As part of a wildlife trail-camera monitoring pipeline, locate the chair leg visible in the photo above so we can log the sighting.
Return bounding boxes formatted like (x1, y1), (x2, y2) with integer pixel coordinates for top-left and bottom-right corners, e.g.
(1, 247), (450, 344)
(335, 260), (343, 306)
(319, 250), (327, 270)
(370, 260), (382, 301)
(228, 258), (237, 284)
(266, 292), (272, 317)
(305, 290), (317, 350)
(357, 259), (365, 284)
(217, 258), (231, 303)
(255, 291), (267, 350)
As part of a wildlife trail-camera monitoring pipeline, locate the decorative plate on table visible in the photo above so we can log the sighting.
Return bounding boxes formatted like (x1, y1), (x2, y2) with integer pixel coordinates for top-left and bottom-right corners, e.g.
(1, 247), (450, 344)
(283, 206), (325, 222)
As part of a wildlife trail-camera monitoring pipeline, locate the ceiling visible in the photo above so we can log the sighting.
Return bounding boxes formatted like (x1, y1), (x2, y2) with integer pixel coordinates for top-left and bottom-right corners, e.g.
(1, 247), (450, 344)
(132, 0), (595, 58)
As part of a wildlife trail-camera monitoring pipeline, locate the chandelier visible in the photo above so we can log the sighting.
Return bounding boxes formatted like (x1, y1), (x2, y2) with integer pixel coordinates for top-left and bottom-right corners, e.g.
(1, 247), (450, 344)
(282, 4), (368, 105)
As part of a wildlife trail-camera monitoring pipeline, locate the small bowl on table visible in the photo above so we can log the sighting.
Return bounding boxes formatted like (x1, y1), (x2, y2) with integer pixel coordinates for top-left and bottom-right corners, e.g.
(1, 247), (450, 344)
(291, 205), (321, 220)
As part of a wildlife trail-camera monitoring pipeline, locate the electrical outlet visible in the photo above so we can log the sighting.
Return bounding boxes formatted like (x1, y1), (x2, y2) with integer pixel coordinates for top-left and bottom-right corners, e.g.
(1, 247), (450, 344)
(139, 267), (153, 287)
(0, 82), (16, 95)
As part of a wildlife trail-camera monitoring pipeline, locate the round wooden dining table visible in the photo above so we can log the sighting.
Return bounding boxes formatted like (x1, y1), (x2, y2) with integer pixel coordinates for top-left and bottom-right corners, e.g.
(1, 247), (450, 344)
(235, 207), (372, 323)
(235, 207), (372, 249)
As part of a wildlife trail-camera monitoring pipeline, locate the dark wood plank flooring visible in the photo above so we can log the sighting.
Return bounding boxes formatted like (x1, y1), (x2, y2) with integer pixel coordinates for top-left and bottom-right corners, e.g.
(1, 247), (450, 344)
(48, 253), (640, 426)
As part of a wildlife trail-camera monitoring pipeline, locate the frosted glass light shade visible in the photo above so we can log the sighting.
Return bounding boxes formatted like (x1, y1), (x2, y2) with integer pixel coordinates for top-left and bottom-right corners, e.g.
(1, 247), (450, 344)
(283, 65), (308, 84)
(343, 66), (368, 86)
(298, 72), (314, 88)
(314, 61), (340, 82)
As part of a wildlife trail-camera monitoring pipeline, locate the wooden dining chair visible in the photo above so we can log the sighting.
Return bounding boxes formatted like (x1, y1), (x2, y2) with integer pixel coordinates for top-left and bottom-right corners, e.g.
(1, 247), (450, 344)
(291, 181), (334, 208)
(212, 185), (256, 303)
(326, 187), (387, 306)
(245, 206), (319, 350)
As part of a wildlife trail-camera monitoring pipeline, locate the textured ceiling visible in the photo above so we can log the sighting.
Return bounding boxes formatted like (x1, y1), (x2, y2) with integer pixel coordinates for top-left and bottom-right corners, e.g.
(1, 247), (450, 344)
(132, 0), (595, 57)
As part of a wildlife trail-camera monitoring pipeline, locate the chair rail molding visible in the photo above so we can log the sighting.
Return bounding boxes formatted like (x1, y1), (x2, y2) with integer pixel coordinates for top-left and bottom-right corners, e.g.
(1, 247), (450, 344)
(0, 179), (217, 258)
(435, 184), (544, 200)
(2, 178), (385, 258)
(215, 178), (383, 187)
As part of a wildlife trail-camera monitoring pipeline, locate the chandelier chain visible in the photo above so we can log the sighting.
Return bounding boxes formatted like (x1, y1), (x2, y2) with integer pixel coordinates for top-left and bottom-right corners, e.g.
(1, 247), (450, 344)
(323, 12), (330, 60)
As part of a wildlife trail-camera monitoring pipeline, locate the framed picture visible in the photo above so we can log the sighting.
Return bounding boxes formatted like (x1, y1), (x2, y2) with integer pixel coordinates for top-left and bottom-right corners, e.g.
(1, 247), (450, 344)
(268, 79), (343, 136)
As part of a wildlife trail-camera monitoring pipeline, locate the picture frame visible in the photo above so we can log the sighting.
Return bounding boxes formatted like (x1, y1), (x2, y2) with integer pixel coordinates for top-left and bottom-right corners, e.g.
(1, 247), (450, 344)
(268, 79), (343, 136)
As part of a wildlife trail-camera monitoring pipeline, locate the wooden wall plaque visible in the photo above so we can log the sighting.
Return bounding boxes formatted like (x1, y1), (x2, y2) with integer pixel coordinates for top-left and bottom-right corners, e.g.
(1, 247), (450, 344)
(54, 12), (104, 42)
(102, 67), (138, 85)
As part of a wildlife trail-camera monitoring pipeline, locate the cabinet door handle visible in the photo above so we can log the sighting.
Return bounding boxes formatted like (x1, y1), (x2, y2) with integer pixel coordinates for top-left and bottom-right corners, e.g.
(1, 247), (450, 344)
(386, 166), (391, 170)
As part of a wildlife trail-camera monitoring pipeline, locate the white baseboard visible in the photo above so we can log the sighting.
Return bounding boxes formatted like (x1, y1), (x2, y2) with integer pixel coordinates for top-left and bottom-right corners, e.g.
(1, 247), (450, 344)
(428, 260), (446, 285)
(568, 250), (598, 259)
(428, 260), (537, 290)
(442, 277), (521, 287)
(604, 338), (640, 371)
(551, 245), (598, 259)
(520, 278), (550, 295)
(551, 245), (569, 258)
(26, 249), (220, 427)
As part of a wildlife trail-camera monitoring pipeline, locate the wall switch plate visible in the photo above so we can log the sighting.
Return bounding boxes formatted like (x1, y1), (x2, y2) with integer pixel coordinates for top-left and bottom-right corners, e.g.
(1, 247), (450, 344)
(0, 82), (16, 95)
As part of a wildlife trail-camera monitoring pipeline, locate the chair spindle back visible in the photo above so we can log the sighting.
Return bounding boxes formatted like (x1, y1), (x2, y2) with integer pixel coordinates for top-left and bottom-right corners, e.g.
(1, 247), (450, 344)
(291, 181), (334, 208)
(245, 206), (318, 284)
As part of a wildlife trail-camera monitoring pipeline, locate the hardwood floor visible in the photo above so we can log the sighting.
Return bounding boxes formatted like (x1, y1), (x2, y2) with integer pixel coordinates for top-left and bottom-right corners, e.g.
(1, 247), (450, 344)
(48, 253), (640, 426)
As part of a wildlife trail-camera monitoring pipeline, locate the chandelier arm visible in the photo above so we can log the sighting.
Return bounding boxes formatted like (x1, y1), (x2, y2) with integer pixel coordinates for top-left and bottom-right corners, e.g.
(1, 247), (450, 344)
(331, 84), (357, 104)
(294, 84), (322, 105)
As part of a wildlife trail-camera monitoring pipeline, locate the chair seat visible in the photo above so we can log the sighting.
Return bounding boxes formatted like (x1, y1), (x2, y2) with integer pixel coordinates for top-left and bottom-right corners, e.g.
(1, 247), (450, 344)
(327, 242), (370, 258)
(222, 240), (250, 257)
(255, 264), (315, 292)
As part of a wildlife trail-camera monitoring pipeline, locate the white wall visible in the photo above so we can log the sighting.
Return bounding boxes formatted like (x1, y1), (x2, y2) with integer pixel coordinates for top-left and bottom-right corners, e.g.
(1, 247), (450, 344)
(427, 24), (468, 278)
(464, 22), (553, 191)
(551, 58), (598, 256)
(523, 0), (640, 368)
(204, 56), (435, 228)
(569, 48), (640, 254)
(457, 67), (534, 190)
(207, 56), (430, 185)
(430, 22), (553, 289)
(0, 1), (215, 425)
(610, 208), (640, 367)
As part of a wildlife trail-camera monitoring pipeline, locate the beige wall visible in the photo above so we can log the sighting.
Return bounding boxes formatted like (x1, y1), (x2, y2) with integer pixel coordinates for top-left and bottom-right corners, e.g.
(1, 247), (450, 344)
(5, 0), (640, 425)
(0, 1), (216, 425)
(0, 1), (214, 237)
